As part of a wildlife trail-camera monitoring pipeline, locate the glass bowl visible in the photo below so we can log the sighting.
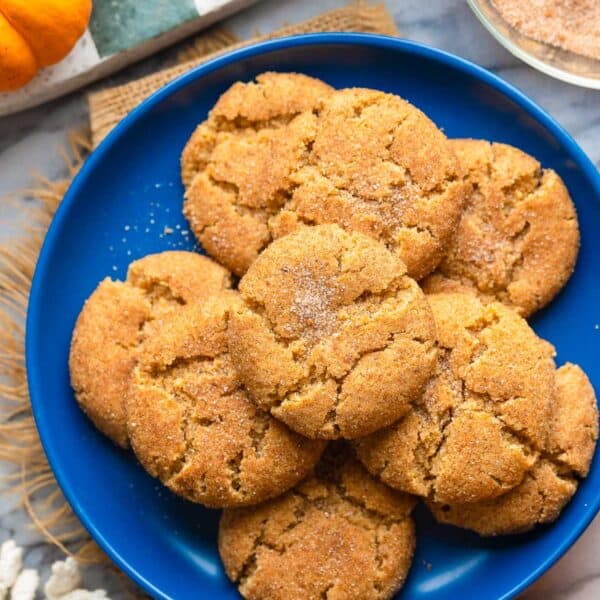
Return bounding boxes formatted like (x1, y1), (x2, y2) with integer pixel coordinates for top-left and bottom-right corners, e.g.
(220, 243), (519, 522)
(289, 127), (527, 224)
(468, 0), (600, 89)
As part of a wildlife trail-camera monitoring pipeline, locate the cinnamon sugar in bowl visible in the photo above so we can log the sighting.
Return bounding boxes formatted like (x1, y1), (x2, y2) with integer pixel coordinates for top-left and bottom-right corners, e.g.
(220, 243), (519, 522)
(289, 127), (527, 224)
(468, 0), (600, 88)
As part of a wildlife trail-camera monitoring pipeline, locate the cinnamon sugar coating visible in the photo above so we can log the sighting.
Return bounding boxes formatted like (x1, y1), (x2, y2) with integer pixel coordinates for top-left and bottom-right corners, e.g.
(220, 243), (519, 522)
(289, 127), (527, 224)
(127, 292), (326, 507)
(422, 139), (579, 316)
(228, 225), (437, 440)
(354, 292), (556, 505)
(69, 251), (231, 447)
(219, 446), (416, 600)
(183, 80), (465, 279)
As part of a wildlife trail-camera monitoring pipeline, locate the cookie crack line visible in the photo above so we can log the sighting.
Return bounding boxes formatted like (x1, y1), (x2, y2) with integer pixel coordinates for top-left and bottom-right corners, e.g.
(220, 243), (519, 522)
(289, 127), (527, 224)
(165, 388), (196, 482)
(322, 379), (343, 436)
(248, 411), (271, 459)
(501, 221), (532, 294)
(211, 110), (308, 135)
(532, 470), (548, 522)
(529, 434), (585, 480)
(305, 331), (435, 432)
(452, 149), (548, 298)
(136, 373), (243, 486)
(234, 512), (306, 588)
(491, 407), (585, 484)
(397, 221), (438, 244)
(372, 529), (386, 594)
(144, 351), (226, 377)
(272, 327), (432, 428)
(385, 112), (458, 199)
(204, 172), (292, 226)
(291, 481), (408, 532)
(458, 218), (531, 301)
(489, 143), (544, 210)
(227, 450), (244, 493)
(235, 518), (268, 586)
(421, 396), (456, 496)
(320, 583), (335, 600)
(127, 275), (190, 356)
(495, 411), (543, 453)
(238, 494), (310, 570)
(382, 347), (465, 497)
(192, 128), (316, 259)
(134, 277), (187, 307)
(113, 339), (137, 352)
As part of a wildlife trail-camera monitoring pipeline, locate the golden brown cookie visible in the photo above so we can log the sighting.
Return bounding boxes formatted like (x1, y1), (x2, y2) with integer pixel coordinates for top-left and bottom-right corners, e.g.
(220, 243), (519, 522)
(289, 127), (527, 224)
(184, 84), (465, 279)
(127, 291), (326, 507)
(181, 72), (333, 276)
(422, 139), (579, 316)
(219, 445), (416, 600)
(181, 71), (334, 189)
(228, 224), (437, 440)
(69, 251), (231, 447)
(354, 292), (556, 505)
(427, 363), (598, 535)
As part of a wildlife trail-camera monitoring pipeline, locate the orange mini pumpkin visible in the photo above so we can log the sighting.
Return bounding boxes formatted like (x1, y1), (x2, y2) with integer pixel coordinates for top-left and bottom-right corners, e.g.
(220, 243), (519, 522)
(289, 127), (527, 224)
(0, 0), (92, 91)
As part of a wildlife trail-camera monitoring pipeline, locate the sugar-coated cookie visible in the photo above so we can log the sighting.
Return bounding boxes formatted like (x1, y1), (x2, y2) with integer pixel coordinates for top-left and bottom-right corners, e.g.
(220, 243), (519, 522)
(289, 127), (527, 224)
(127, 291), (326, 507)
(422, 139), (579, 316)
(181, 72), (334, 275)
(427, 363), (598, 535)
(69, 251), (231, 447)
(354, 292), (556, 504)
(228, 225), (437, 440)
(219, 445), (416, 600)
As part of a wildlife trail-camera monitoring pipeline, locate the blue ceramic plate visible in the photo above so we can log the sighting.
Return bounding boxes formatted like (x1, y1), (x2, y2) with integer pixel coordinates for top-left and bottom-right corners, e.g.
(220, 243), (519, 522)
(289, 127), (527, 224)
(27, 34), (600, 600)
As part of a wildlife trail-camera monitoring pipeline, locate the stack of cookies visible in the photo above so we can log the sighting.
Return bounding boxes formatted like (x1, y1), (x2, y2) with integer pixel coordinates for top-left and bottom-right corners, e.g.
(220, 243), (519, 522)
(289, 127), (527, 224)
(70, 73), (598, 600)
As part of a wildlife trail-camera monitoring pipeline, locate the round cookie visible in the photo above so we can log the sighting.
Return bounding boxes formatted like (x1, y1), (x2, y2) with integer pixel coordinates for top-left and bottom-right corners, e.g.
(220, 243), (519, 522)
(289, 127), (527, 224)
(227, 224), (437, 440)
(69, 251), (231, 447)
(270, 87), (466, 280)
(127, 291), (326, 508)
(219, 445), (416, 600)
(427, 363), (598, 535)
(181, 71), (334, 189)
(184, 84), (465, 279)
(354, 292), (557, 505)
(422, 139), (580, 316)
(181, 71), (334, 276)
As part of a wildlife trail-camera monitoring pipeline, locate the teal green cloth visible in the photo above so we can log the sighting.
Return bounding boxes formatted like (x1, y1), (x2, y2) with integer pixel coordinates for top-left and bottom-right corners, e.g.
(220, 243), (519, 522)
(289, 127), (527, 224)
(89, 0), (199, 57)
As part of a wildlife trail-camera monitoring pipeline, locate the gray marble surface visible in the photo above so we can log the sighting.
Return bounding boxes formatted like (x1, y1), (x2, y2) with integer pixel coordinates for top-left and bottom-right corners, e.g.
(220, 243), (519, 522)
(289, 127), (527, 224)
(0, 0), (598, 598)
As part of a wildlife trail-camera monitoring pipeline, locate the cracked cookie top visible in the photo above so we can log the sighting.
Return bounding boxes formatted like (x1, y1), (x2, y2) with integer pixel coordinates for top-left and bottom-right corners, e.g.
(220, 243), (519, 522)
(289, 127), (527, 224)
(181, 72), (334, 276)
(127, 291), (326, 508)
(180, 71), (334, 189)
(227, 225), (437, 440)
(422, 139), (579, 316)
(354, 292), (557, 505)
(69, 251), (231, 448)
(427, 363), (598, 535)
(218, 445), (416, 600)
(183, 81), (465, 279)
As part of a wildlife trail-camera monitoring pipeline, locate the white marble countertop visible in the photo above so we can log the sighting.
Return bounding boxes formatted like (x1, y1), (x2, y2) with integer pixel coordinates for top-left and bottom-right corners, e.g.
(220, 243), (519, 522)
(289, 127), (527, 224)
(0, 1), (598, 598)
